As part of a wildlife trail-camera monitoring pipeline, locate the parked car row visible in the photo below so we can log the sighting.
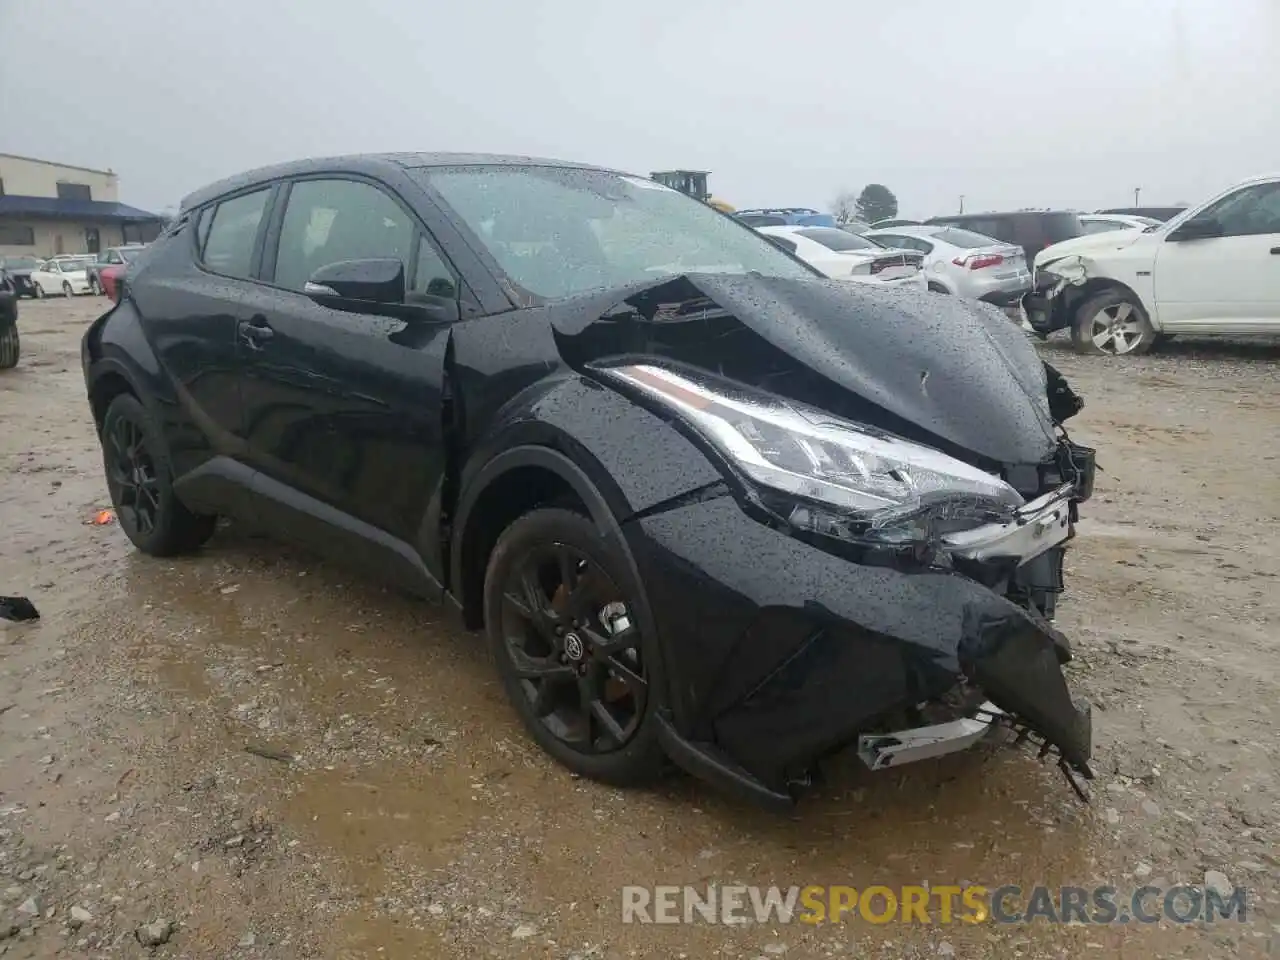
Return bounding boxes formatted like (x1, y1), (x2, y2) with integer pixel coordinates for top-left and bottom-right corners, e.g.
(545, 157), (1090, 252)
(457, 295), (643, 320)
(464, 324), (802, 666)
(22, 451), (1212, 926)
(0, 245), (146, 299)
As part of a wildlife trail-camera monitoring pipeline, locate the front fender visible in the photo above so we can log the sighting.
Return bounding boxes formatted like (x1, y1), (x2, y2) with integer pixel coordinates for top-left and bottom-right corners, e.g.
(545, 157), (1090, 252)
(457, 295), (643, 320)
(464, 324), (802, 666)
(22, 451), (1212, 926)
(454, 374), (724, 527)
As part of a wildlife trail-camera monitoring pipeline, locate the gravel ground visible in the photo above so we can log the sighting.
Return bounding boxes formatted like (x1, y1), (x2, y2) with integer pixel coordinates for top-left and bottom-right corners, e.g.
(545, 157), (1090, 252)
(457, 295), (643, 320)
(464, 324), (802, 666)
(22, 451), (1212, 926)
(1, 296), (1277, 959)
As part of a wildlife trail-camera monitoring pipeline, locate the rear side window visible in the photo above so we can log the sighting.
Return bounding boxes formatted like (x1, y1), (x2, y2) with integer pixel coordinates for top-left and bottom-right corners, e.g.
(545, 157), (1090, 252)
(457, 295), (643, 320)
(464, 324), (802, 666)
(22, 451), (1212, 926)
(795, 227), (878, 251)
(955, 218), (1009, 242)
(763, 234), (798, 254)
(934, 227), (999, 248)
(202, 188), (271, 279)
(738, 214), (787, 227)
(1038, 212), (1084, 243)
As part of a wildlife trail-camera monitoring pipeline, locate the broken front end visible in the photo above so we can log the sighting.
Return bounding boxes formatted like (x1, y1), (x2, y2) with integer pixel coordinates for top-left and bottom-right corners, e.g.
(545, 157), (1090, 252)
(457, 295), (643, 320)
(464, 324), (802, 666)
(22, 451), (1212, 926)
(604, 361), (1096, 809)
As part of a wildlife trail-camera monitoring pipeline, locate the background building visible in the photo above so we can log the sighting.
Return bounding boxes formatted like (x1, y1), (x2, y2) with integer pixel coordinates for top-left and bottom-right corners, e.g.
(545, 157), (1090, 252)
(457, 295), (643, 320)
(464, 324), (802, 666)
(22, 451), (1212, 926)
(0, 153), (163, 258)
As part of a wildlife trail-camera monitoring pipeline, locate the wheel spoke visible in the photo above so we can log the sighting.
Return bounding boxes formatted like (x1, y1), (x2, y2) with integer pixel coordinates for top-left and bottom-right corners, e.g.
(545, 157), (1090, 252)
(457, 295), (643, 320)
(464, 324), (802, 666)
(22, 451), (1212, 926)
(512, 562), (561, 641)
(580, 622), (638, 657)
(577, 671), (601, 744)
(1092, 326), (1115, 349)
(605, 654), (647, 696)
(590, 698), (628, 746)
(1112, 303), (1132, 322)
(508, 645), (575, 682)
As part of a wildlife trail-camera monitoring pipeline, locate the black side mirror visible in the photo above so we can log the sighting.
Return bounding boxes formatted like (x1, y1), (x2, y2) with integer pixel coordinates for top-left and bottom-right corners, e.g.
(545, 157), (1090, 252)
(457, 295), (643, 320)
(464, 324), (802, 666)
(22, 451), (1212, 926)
(305, 258), (406, 307)
(1168, 217), (1222, 242)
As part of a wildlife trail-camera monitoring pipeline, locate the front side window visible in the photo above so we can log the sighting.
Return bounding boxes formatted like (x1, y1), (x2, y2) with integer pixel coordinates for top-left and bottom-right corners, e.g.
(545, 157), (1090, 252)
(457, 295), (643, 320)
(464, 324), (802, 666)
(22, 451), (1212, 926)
(202, 188), (271, 279)
(415, 165), (813, 300)
(106, 250), (123, 263)
(272, 179), (414, 292)
(1198, 182), (1280, 237)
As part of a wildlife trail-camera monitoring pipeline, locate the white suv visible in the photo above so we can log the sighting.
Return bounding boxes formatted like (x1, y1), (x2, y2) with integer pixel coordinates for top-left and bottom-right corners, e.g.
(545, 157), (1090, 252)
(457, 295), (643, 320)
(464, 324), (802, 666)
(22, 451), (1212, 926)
(1025, 173), (1280, 355)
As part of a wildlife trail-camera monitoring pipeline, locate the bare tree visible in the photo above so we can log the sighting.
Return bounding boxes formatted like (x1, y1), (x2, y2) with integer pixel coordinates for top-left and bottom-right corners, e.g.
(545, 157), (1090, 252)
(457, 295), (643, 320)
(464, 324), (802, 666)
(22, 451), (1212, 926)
(831, 191), (859, 224)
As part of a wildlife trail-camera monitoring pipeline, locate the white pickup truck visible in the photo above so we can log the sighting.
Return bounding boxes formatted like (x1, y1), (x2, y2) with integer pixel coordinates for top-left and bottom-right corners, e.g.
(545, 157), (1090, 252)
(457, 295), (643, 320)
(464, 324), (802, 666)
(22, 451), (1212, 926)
(1023, 173), (1280, 355)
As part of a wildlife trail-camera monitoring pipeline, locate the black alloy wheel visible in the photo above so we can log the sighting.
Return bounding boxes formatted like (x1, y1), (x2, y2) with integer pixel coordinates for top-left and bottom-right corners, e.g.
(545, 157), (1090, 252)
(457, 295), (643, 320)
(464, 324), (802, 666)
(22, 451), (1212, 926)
(484, 508), (664, 785)
(99, 394), (217, 555)
(104, 407), (162, 539)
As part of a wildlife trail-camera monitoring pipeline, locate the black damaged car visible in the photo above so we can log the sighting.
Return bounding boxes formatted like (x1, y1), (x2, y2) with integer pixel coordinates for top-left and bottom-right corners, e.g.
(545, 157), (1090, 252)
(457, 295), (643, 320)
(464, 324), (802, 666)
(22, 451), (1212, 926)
(81, 154), (1097, 808)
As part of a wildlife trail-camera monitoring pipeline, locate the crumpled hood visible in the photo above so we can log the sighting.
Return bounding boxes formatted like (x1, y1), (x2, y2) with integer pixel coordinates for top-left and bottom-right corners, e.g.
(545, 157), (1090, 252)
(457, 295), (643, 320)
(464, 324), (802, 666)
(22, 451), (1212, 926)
(1035, 228), (1147, 269)
(552, 273), (1060, 465)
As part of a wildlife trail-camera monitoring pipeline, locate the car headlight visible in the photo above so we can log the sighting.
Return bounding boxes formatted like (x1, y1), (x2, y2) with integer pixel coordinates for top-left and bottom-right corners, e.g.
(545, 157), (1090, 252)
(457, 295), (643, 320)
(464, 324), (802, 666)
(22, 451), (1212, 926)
(604, 364), (1022, 543)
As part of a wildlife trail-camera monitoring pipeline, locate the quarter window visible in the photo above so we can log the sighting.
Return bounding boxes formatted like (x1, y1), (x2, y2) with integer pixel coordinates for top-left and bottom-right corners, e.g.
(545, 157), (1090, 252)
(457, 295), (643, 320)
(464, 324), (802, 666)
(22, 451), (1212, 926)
(202, 188), (271, 279)
(272, 179), (415, 293)
(411, 240), (458, 300)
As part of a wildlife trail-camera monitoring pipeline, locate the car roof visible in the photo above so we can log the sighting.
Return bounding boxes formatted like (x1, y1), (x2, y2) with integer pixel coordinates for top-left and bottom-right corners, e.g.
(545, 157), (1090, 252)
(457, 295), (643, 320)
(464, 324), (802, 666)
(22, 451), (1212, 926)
(929, 210), (1079, 221)
(179, 152), (618, 211)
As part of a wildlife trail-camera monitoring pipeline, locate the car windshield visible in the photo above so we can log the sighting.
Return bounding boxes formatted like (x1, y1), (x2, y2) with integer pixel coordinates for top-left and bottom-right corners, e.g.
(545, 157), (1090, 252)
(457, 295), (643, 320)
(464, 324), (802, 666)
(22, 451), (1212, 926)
(794, 227), (881, 251)
(932, 227), (1000, 248)
(415, 165), (813, 299)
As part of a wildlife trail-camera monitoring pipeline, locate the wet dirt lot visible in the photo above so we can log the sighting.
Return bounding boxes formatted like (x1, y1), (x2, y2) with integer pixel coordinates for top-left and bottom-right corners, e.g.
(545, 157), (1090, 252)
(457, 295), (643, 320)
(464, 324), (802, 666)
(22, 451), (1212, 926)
(1, 296), (1277, 959)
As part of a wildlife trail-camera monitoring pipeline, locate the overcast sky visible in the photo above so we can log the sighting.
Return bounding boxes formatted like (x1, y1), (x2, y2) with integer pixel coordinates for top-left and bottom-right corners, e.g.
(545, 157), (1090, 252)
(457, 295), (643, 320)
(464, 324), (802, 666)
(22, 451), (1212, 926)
(1, 0), (1276, 217)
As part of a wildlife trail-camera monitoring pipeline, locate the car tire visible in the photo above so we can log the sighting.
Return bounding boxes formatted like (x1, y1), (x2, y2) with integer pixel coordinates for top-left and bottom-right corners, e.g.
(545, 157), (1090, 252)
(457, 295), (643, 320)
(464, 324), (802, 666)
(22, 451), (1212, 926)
(33, 283), (45, 299)
(927, 282), (950, 294)
(62, 281), (74, 298)
(99, 393), (218, 556)
(483, 507), (665, 787)
(90, 276), (101, 295)
(1070, 289), (1156, 356)
(0, 322), (18, 370)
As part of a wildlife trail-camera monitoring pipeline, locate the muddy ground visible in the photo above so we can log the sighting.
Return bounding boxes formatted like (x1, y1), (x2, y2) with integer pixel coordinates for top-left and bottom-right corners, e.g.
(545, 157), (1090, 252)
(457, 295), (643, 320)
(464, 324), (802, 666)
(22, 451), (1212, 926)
(1, 296), (1277, 960)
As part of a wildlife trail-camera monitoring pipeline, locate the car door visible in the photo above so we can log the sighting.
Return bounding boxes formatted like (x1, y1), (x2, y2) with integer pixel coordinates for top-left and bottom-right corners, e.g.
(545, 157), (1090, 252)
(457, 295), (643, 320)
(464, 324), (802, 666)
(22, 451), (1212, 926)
(136, 184), (276, 517)
(238, 175), (462, 593)
(1153, 180), (1280, 332)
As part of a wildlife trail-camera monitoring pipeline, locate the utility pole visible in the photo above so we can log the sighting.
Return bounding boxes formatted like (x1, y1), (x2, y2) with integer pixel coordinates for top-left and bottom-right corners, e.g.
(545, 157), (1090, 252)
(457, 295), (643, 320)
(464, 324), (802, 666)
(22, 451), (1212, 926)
(1134, 187), (1142, 207)
(959, 195), (965, 214)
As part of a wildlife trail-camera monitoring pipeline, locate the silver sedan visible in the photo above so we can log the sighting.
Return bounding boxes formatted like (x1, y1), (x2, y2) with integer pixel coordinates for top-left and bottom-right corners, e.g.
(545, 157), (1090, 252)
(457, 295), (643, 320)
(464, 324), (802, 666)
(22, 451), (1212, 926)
(865, 225), (1032, 305)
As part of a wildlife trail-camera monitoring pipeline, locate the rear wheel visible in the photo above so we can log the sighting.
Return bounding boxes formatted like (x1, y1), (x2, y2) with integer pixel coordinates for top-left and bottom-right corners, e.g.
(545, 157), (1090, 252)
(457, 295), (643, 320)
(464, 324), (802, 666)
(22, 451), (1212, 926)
(0, 322), (18, 370)
(1071, 290), (1156, 356)
(483, 508), (664, 786)
(100, 393), (217, 555)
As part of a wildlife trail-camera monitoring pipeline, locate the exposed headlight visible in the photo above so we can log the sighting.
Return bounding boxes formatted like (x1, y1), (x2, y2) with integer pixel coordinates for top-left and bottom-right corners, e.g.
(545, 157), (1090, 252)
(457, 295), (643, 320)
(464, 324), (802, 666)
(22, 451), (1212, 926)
(605, 364), (1022, 543)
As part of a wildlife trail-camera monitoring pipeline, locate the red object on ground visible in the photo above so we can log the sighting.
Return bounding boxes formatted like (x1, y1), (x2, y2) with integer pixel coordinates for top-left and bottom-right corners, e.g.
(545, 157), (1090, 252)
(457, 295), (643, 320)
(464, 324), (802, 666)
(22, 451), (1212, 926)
(101, 265), (125, 302)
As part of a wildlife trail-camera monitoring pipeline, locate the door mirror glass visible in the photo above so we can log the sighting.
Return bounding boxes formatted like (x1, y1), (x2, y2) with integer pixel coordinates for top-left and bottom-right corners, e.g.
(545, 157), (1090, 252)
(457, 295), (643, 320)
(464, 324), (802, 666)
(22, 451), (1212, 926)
(1168, 217), (1223, 242)
(305, 258), (406, 307)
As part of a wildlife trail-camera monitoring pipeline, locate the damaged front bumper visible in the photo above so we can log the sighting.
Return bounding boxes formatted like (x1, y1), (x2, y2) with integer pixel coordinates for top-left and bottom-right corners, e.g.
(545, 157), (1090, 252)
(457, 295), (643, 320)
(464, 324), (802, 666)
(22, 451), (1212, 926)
(628, 472), (1095, 810)
(1022, 261), (1087, 336)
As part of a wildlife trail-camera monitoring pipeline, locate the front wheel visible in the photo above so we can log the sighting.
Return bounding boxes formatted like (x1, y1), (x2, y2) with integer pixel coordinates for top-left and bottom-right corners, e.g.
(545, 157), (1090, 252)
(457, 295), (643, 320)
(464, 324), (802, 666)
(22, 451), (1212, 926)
(90, 276), (102, 295)
(1071, 290), (1156, 356)
(100, 393), (217, 556)
(483, 507), (665, 786)
(0, 322), (18, 370)
(33, 283), (45, 299)
(62, 281), (74, 298)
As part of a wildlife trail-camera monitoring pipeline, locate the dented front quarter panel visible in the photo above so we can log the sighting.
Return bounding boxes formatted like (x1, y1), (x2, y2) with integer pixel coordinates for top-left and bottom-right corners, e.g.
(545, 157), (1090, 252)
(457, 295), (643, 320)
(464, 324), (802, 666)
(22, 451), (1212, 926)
(449, 272), (1094, 801)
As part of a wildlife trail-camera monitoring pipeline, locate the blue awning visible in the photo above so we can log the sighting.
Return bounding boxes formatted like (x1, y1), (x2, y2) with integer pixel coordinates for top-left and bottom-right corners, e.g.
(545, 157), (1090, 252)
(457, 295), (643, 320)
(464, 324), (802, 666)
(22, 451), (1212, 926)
(0, 194), (161, 223)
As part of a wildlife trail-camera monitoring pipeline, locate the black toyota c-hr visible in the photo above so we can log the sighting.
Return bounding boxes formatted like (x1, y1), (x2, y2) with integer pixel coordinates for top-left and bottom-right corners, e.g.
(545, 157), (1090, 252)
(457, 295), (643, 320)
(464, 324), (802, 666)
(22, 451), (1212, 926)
(82, 153), (1097, 808)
